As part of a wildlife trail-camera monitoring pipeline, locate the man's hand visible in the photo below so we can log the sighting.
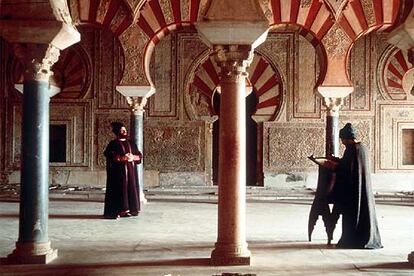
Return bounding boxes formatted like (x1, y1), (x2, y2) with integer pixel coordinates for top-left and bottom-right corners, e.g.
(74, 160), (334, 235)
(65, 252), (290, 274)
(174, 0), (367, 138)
(125, 153), (134, 162)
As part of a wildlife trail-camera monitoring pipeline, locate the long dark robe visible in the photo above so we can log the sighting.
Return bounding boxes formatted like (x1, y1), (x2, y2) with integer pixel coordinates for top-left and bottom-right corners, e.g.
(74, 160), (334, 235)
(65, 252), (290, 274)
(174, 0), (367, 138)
(333, 143), (382, 249)
(103, 139), (141, 218)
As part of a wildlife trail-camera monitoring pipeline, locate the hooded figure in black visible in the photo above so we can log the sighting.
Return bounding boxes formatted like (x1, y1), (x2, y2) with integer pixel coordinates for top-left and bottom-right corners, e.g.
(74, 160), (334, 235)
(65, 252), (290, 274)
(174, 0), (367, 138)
(332, 123), (382, 249)
(103, 122), (142, 219)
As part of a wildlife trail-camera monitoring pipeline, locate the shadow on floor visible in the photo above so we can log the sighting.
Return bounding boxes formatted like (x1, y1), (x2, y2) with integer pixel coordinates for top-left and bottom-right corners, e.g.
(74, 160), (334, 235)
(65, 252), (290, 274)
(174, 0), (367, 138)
(0, 258), (212, 271)
(49, 214), (104, 219)
(358, 261), (413, 271)
(248, 240), (334, 250)
(0, 214), (104, 220)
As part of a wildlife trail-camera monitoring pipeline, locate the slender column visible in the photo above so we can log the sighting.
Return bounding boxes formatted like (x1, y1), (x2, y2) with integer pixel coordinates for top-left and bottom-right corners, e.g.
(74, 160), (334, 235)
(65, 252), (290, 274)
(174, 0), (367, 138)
(6, 44), (60, 264)
(323, 97), (343, 156)
(211, 45), (252, 265)
(126, 96), (147, 203)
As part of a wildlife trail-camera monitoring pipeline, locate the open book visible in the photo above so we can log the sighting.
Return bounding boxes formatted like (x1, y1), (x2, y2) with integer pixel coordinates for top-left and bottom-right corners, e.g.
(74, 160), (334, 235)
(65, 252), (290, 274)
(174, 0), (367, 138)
(308, 154), (338, 170)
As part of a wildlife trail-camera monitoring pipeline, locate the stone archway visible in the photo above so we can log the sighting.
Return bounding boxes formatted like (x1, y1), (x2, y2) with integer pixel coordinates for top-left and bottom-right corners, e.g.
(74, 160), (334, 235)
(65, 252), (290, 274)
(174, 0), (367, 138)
(185, 51), (284, 186)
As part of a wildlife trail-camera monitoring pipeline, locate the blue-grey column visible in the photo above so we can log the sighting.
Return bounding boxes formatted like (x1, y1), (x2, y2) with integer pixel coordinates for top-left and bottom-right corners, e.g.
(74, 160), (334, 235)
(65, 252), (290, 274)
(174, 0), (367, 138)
(131, 112), (144, 199)
(326, 114), (339, 156)
(20, 80), (51, 243)
(7, 78), (58, 264)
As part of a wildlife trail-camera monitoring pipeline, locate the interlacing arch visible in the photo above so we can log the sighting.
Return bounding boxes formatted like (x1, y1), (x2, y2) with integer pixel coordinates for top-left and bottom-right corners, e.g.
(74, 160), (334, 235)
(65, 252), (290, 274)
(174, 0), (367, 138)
(68, 0), (405, 90)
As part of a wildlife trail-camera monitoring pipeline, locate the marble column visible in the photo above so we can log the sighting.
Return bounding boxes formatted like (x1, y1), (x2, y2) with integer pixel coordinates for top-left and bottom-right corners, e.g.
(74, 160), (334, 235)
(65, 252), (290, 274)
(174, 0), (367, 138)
(6, 44), (61, 264)
(323, 97), (343, 157)
(126, 96), (148, 203)
(210, 45), (252, 266)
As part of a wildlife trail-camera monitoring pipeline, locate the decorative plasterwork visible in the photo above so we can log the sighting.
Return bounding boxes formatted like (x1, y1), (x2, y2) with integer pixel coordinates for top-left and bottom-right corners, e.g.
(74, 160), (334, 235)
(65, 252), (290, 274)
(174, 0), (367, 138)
(360, 0), (375, 27)
(264, 123), (325, 173)
(300, 0), (312, 8)
(159, 0), (174, 24)
(322, 23), (351, 58)
(144, 121), (206, 172)
(118, 25), (149, 86)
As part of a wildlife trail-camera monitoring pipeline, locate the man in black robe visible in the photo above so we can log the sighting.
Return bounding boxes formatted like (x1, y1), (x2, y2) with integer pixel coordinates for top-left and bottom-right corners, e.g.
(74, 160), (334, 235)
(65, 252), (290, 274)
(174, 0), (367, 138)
(103, 122), (142, 219)
(331, 123), (382, 249)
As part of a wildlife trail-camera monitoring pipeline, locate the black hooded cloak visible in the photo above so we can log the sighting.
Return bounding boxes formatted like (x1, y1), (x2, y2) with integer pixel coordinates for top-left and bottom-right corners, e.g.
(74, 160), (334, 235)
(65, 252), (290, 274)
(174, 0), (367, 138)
(333, 142), (382, 249)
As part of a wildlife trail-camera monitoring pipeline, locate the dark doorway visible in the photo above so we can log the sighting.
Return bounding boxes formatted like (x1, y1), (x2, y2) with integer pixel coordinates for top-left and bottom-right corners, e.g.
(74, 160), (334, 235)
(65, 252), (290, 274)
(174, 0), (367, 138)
(212, 91), (258, 186)
(50, 124), (67, 163)
(245, 92), (258, 186)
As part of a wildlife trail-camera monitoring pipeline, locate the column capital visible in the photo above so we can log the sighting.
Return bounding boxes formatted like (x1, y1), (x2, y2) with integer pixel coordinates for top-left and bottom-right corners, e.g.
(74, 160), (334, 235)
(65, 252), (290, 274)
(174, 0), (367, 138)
(214, 45), (253, 79)
(323, 97), (344, 116)
(13, 43), (60, 83)
(116, 85), (155, 116)
(126, 96), (147, 116)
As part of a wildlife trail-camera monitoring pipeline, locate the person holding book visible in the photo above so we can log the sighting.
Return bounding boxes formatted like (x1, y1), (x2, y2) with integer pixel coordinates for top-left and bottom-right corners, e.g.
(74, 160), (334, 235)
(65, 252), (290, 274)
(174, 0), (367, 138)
(329, 123), (383, 249)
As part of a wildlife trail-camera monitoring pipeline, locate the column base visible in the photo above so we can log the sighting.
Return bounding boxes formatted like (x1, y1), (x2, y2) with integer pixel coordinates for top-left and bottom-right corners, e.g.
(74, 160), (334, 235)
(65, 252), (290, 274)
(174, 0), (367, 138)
(408, 251), (414, 265)
(140, 191), (148, 204)
(211, 242), (251, 266)
(2, 241), (58, 264)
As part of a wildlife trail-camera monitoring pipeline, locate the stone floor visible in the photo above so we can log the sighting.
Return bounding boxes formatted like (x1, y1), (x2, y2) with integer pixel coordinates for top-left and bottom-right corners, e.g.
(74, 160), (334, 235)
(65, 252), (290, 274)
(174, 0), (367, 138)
(0, 199), (413, 275)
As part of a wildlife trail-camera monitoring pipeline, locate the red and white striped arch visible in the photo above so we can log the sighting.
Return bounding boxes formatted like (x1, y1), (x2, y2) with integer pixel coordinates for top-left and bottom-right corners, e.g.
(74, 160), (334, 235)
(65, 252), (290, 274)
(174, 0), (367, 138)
(136, 0), (207, 44)
(70, 0), (134, 36)
(380, 47), (413, 100)
(69, 0), (405, 88)
(338, 0), (401, 40)
(190, 52), (283, 122)
(12, 46), (90, 99)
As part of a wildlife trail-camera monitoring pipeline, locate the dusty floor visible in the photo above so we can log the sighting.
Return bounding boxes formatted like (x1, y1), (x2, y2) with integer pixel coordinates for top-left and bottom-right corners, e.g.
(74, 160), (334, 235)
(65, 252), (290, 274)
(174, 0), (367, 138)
(0, 200), (413, 275)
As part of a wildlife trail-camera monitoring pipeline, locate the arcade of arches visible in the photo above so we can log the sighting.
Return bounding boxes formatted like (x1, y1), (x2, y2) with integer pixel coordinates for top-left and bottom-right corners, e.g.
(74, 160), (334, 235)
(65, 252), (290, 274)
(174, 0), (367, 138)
(0, 0), (413, 267)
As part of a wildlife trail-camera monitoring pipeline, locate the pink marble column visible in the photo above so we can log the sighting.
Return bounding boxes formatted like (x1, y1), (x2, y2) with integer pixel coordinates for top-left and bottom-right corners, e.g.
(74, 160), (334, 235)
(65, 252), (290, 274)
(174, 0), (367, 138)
(211, 45), (252, 265)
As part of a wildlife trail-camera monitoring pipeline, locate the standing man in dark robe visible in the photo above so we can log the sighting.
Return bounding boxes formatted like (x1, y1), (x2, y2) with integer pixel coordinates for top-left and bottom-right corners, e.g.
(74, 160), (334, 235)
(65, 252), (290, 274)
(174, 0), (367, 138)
(103, 122), (142, 219)
(331, 123), (382, 249)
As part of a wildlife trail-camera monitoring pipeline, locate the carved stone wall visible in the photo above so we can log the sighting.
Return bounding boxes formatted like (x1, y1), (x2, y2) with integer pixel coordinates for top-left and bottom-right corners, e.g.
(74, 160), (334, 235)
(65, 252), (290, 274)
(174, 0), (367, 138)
(293, 35), (321, 119)
(148, 33), (178, 118)
(144, 121), (206, 172)
(263, 123), (325, 173)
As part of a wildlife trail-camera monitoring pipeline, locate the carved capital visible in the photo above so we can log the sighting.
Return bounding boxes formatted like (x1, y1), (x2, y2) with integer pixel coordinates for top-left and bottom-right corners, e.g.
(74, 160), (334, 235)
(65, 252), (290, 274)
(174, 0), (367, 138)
(214, 44), (253, 80)
(126, 96), (147, 116)
(323, 97), (344, 116)
(13, 44), (60, 83)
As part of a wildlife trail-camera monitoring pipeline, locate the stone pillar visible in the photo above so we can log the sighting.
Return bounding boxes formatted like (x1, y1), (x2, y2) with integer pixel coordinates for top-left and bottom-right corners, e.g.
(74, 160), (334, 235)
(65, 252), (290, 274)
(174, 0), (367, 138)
(116, 86), (155, 203)
(6, 44), (61, 264)
(210, 45), (252, 265)
(126, 96), (148, 203)
(323, 97), (343, 157)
